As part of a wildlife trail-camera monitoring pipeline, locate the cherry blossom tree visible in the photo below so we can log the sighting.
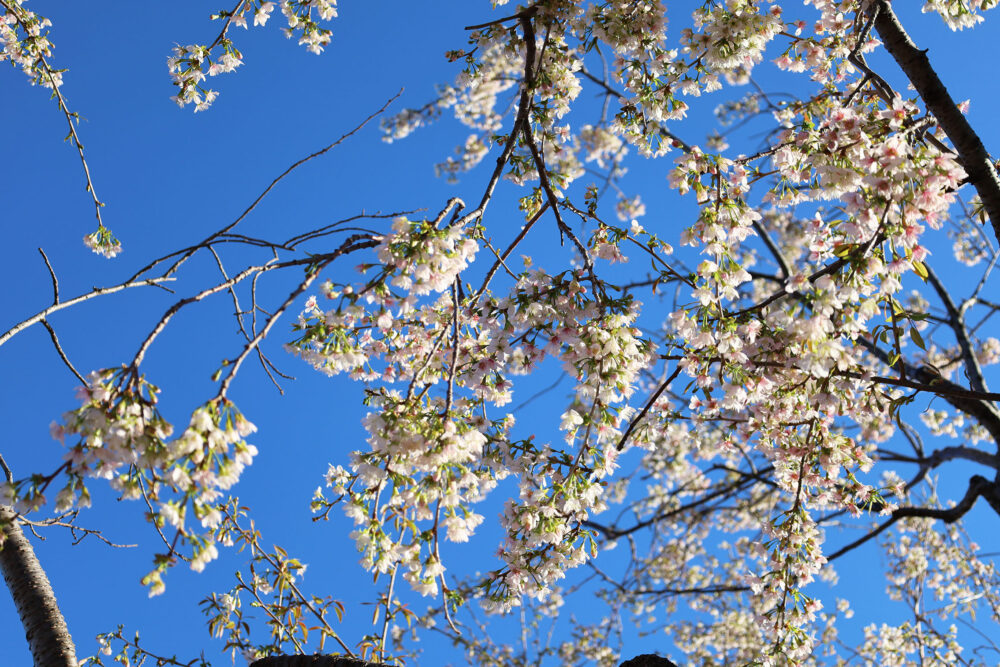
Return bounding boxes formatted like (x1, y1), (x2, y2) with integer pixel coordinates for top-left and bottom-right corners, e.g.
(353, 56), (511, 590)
(3, 0), (1000, 665)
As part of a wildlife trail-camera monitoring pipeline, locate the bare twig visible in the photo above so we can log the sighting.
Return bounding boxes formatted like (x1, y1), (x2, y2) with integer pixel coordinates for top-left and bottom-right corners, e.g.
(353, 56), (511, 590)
(40, 320), (86, 384)
(128, 90), (402, 282)
(38, 249), (59, 303)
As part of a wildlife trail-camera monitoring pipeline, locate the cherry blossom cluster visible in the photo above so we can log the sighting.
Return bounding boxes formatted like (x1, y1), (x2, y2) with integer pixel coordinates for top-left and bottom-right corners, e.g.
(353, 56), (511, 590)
(280, 204), (670, 618)
(748, 509), (827, 660)
(167, 0), (335, 111)
(344, 393), (497, 597)
(588, 1), (667, 58)
(293, 224), (655, 610)
(684, 0), (783, 83)
(287, 216), (479, 379)
(578, 125), (626, 170)
(83, 225), (122, 259)
(0, 0), (60, 88)
(15, 368), (257, 595)
(483, 441), (606, 612)
(375, 216), (479, 296)
(168, 44), (232, 111)
(923, 0), (999, 30)
(475, 281), (651, 610)
(653, 77), (973, 652)
(950, 220), (991, 266)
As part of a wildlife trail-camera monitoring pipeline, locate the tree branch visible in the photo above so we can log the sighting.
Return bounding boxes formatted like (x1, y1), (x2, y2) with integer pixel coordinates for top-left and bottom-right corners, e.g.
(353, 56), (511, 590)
(828, 474), (1000, 561)
(872, 0), (1000, 241)
(859, 338), (1000, 446)
(925, 263), (988, 394)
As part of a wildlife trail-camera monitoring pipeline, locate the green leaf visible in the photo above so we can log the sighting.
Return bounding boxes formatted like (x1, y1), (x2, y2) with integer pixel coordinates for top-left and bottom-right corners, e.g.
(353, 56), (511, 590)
(832, 243), (854, 258)
(909, 324), (926, 351)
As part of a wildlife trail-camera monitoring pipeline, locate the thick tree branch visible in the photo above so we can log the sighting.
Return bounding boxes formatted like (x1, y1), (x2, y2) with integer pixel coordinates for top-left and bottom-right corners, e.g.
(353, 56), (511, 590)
(880, 445), (1000, 471)
(828, 474), (1000, 561)
(456, 11), (538, 228)
(250, 658), (386, 667)
(872, 0), (1000, 241)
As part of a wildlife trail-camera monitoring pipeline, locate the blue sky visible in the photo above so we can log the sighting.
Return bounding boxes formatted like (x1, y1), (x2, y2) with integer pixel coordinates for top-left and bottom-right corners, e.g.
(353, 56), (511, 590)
(3, 2), (1000, 665)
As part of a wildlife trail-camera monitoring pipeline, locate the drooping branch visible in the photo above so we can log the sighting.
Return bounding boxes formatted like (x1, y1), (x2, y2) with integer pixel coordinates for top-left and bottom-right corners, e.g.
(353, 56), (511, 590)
(871, 0), (1000, 241)
(0, 1), (107, 235)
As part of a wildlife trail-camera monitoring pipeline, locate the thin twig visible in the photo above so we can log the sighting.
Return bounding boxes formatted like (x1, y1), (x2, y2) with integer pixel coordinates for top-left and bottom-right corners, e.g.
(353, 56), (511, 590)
(128, 91), (402, 283)
(38, 248), (59, 303)
(40, 320), (86, 384)
(616, 364), (684, 452)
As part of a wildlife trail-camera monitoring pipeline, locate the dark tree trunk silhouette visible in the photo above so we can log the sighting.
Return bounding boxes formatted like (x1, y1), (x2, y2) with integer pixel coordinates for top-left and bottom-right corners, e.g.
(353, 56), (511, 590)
(250, 658), (388, 667)
(248, 654), (678, 667)
(0, 506), (77, 667)
(619, 655), (679, 667)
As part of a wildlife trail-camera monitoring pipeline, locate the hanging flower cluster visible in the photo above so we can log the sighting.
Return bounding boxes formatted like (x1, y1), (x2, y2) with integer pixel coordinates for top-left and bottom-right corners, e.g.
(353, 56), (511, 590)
(0, 0), (60, 88)
(83, 225), (122, 259)
(923, 0), (999, 30)
(8, 368), (257, 594)
(167, 0), (336, 110)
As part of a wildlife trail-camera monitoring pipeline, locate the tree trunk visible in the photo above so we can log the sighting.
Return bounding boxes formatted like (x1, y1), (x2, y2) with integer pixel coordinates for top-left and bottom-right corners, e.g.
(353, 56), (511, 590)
(0, 506), (77, 667)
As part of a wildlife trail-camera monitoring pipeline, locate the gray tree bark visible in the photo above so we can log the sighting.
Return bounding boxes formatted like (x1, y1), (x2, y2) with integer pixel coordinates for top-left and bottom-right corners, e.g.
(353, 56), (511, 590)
(0, 506), (77, 667)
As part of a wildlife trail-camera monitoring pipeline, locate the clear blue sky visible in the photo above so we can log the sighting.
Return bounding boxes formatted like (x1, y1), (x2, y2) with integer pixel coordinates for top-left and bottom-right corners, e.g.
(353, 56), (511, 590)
(2, 2), (1000, 665)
